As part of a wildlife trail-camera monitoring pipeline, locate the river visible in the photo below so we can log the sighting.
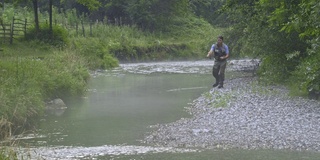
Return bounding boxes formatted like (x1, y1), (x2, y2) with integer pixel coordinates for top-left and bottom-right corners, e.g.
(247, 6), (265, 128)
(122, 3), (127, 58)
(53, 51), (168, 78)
(9, 60), (320, 159)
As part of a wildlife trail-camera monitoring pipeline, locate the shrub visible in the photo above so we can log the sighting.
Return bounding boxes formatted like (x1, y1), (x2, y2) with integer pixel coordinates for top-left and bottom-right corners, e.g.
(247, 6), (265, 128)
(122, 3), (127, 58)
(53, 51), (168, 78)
(289, 38), (320, 96)
(0, 58), (46, 132)
(0, 51), (89, 137)
(25, 23), (69, 48)
(0, 147), (17, 160)
(72, 37), (119, 69)
(40, 51), (90, 100)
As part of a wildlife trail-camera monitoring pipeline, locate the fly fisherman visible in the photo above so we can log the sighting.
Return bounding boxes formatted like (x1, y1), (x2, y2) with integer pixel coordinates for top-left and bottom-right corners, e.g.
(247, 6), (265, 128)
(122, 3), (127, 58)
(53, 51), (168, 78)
(207, 35), (229, 88)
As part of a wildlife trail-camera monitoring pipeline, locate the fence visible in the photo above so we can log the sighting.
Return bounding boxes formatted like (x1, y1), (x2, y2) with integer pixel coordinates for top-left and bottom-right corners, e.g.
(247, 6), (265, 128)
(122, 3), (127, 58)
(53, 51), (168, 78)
(0, 16), (127, 45)
(0, 17), (30, 45)
(52, 17), (128, 37)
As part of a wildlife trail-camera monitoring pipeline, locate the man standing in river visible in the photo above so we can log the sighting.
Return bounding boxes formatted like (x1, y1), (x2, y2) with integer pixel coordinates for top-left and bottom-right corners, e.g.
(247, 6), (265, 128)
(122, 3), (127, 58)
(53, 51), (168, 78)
(207, 35), (229, 88)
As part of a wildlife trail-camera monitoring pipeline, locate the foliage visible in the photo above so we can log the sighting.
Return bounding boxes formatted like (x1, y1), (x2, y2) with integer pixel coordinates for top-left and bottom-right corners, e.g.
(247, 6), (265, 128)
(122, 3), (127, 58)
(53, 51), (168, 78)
(25, 23), (69, 47)
(40, 51), (90, 100)
(189, 0), (228, 26)
(75, 0), (101, 11)
(0, 58), (46, 130)
(259, 0), (320, 38)
(222, 0), (319, 97)
(0, 147), (17, 160)
(126, 0), (190, 31)
(0, 50), (89, 137)
(67, 18), (223, 62)
(103, 0), (191, 31)
(71, 37), (119, 69)
(289, 38), (320, 95)
(0, 3), (33, 24)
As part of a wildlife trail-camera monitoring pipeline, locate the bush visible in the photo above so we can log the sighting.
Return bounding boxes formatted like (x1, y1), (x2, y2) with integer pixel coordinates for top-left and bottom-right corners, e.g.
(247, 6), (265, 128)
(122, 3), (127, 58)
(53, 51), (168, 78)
(0, 51), (89, 137)
(257, 54), (291, 84)
(40, 51), (90, 100)
(72, 37), (119, 69)
(0, 58), (47, 132)
(0, 147), (17, 160)
(289, 38), (320, 96)
(25, 23), (69, 48)
(224, 22), (309, 84)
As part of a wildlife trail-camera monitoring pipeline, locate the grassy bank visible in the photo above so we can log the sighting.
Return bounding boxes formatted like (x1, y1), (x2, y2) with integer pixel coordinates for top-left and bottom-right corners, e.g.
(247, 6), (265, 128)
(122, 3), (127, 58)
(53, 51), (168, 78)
(69, 17), (224, 63)
(0, 48), (90, 138)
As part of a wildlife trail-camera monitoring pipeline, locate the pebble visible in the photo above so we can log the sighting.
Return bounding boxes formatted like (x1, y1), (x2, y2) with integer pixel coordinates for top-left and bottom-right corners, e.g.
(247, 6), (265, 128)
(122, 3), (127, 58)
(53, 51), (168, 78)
(144, 77), (320, 151)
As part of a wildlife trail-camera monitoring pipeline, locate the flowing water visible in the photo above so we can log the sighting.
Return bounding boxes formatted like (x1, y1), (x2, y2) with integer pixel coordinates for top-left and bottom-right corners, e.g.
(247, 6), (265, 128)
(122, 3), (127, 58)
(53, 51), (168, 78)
(8, 60), (320, 159)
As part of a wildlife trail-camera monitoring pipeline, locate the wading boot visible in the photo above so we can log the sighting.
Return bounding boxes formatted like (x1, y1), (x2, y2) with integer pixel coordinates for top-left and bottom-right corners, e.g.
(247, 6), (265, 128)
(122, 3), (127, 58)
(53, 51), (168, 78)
(212, 82), (219, 88)
(218, 82), (223, 88)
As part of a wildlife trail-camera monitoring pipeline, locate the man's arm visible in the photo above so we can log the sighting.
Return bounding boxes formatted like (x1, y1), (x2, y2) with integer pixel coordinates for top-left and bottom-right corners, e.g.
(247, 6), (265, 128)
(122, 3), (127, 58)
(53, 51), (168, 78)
(207, 45), (214, 58)
(207, 50), (213, 58)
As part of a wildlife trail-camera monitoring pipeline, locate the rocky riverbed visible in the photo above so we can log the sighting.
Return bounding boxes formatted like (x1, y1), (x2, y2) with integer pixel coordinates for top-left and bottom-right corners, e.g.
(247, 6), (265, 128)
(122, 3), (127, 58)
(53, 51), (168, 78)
(144, 77), (320, 152)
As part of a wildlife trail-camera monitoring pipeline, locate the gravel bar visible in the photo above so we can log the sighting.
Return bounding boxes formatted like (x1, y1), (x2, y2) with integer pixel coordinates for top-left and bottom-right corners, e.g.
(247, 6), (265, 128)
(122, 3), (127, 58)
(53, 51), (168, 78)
(144, 77), (320, 151)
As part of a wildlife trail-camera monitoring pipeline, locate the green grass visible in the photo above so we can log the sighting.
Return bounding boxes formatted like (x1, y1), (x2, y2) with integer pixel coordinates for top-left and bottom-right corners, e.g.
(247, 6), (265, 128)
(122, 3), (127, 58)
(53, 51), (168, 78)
(0, 41), (55, 58)
(66, 17), (226, 62)
(0, 48), (90, 140)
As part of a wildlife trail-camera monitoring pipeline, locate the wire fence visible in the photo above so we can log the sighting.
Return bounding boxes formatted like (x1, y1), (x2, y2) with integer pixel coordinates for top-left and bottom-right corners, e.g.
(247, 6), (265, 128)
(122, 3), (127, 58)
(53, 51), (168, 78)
(0, 17), (31, 45)
(0, 16), (128, 47)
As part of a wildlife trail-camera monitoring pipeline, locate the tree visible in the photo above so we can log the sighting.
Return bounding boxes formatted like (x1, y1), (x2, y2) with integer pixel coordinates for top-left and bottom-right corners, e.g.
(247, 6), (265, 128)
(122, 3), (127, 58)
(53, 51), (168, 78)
(76, 0), (100, 11)
(222, 0), (320, 94)
(46, 0), (99, 34)
(282, 0), (320, 37)
(189, 0), (227, 26)
(32, 0), (39, 33)
(49, 0), (52, 32)
(14, 0), (101, 35)
(13, 0), (41, 33)
(103, 0), (190, 31)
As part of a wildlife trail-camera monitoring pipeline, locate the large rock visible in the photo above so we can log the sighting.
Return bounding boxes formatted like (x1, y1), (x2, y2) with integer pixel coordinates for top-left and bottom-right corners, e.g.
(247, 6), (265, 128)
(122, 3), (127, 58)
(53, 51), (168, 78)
(309, 89), (320, 100)
(45, 98), (67, 116)
(228, 59), (261, 71)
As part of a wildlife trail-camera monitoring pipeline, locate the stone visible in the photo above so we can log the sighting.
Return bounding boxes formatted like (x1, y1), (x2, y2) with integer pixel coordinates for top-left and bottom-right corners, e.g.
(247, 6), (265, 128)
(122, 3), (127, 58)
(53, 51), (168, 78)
(45, 98), (67, 116)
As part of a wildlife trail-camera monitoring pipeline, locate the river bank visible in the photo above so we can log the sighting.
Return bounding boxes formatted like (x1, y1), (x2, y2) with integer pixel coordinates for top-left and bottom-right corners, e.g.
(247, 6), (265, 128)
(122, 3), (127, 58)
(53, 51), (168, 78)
(144, 76), (320, 152)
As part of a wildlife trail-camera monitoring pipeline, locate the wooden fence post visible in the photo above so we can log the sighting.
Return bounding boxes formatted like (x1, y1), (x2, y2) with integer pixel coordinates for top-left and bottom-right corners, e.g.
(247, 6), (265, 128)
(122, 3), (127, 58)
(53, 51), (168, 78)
(76, 21), (78, 36)
(90, 21), (92, 37)
(81, 19), (85, 37)
(3, 24), (5, 43)
(24, 18), (27, 38)
(10, 17), (14, 44)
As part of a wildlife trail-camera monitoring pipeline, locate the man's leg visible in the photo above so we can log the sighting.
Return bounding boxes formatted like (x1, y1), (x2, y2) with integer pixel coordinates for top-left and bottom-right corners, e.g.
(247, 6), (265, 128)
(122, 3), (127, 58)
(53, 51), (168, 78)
(218, 61), (227, 88)
(212, 62), (220, 87)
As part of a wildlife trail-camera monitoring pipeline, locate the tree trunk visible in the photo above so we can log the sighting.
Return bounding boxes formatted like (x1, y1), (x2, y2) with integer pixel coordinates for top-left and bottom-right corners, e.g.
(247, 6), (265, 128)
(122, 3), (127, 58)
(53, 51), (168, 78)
(49, 0), (53, 33)
(32, 0), (39, 33)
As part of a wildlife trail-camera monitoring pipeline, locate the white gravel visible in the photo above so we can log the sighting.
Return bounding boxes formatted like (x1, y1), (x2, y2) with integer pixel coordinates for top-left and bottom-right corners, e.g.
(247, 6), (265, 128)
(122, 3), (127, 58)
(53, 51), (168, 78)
(144, 77), (320, 151)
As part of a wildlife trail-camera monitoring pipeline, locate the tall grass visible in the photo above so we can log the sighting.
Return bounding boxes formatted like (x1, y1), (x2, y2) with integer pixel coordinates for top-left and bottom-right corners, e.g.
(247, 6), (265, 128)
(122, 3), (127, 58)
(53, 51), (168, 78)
(0, 147), (17, 160)
(1, 4), (225, 62)
(0, 49), (90, 138)
(68, 16), (225, 62)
